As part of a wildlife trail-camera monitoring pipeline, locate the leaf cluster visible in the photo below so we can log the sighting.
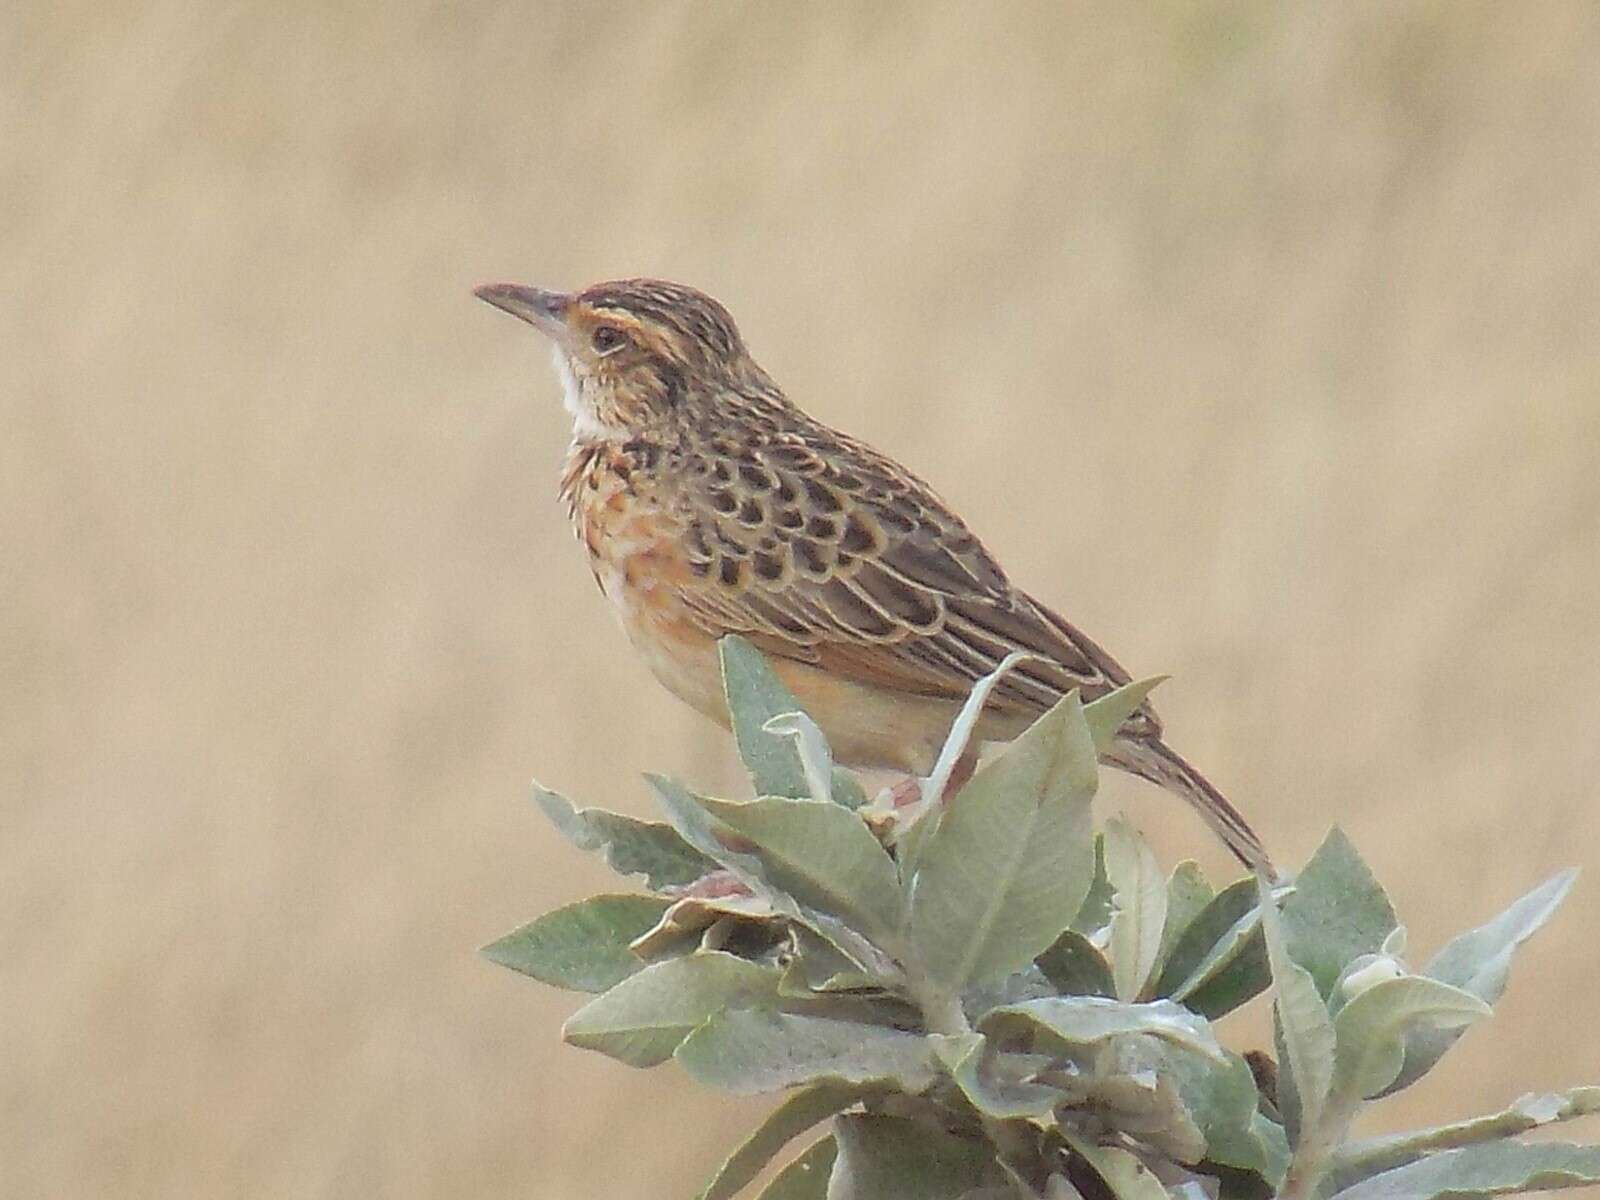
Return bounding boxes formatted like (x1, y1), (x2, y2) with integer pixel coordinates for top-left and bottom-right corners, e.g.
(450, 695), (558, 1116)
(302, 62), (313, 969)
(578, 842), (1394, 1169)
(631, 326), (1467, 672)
(485, 637), (1598, 1200)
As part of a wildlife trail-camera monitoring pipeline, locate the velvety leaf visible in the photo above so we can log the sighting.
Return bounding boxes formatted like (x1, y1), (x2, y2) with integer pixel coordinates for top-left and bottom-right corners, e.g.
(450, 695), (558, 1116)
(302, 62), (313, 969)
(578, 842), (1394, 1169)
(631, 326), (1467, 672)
(933, 1032), (1064, 1119)
(980, 995), (1228, 1063)
(827, 1114), (997, 1200)
(561, 951), (778, 1067)
(828, 768), (869, 811)
(647, 775), (899, 983)
(1162, 1047), (1283, 1178)
(762, 711), (836, 804)
(1036, 929), (1115, 997)
(1082, 677), (1167, 752)
(1332, 1088), (1600, 1187)
(1329, 975), (1489, 1105)
(481, 893), (669, 992)
(675, 1009), (936, 1094)
(757, 1138), (836, 1200)
(1072, 835), (1115, 937)
(1155, 877), (1262, 1000)
(1160, 861), (1216, 973)
(697, 1083), (866, 1200)
(1283, 827), (1398, 998)
(1327, 1142), (1600, 1200)
(535, 784), (713, 890)
(720, 635), (818, 800)
(1384, 869), (1578, 1095)
(922, 650), (1035, 809)
(905, 692), (1099, 996)
(695, 794), (904, 945)
(1105, 817), (1168, 1001)
(1259, 871), (1335, 1139)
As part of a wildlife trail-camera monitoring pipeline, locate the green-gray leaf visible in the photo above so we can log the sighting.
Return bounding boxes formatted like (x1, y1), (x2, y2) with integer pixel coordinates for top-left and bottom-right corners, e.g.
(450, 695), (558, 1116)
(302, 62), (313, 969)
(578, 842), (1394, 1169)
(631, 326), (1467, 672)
(1105, 817), (1168, 1001)
(695, 795), (904, 945)
(756, 1138), (836, 1200)
(696, 1083), (866, 1200)
(905, 693), (1099, 997)
(481, 893), (669, 992)
(675, 1009), (936, 1094)
(1072, 835), (1116, 937)
(535, 784), (713, 890)
(562, 951), (778, 1067)
(1383, 869), (1578, 1095)
(720, 636), (816, 800)
(1155, 877), (1262, 999)
(1036, 928), (1116, 997)
(1160, 861), (1216, 972)
(1283, 827), (1397, 998)
(827, 1114), (998, 1200)
(1260, 871), (1335, 1139)
(1083, 677), (1167, 751)
(1327, 1142), (1600, 1200)
(1163, 1047), (1285, 1180)
(1331, 1088), (1600, 1187)
(1329, 975), (1489, 1106)
(980, 995), (1228, 1063)
(933, 1032), (1065, 1119)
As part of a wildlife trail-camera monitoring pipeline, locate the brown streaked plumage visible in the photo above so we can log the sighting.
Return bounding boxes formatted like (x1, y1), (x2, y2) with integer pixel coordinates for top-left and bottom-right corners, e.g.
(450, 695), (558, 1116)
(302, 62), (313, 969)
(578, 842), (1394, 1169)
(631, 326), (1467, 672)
(474, 277), (1271, 871)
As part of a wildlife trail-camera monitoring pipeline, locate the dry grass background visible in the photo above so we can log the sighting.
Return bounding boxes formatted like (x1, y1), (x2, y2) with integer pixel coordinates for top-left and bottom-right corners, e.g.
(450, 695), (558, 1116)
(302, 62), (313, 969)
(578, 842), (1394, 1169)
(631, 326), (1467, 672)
(5, 3), (1599, 1196)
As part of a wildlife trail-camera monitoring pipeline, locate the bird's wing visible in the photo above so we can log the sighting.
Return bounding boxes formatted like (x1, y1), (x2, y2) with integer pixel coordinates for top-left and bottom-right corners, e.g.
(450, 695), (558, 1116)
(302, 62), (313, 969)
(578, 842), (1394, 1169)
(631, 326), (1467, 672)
(670, 429), (1157, 730)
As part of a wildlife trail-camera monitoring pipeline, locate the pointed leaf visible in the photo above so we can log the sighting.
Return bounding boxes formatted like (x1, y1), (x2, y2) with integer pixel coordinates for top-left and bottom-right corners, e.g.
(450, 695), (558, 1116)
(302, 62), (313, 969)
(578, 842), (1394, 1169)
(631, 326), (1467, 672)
(923, 650), (1034, 806)
(1283, 827), (1398, 997)
(1037, 928), (1116, 997)
(1329, 975), (1489, 1105)
(1160, 861), (1216, 971)
(695, 795), (904, 945)
(482, 894), (669, 992)
(562, 951), (778, 1067)
(1072, 835), (1115, 936)
(697, 1084), (867, 1200)
(1083, 677), (1167, 751)
(758, 1138), (836, 1200)
(1384, 869), (1578, 1094)
(1259, 871), (1335, 1138)
(1162, 1047), (1286, 1179)
(676, 1009), (936, 1094)
(1156, 877), (1264, 999)
(827, 1114), (997, 1200)
(1332, 1088), (1600, 1187)
(905, 693), (1099, 995)
(720, 635), (817, 799)
(763, 712), (836, 805)
(535, 784), (714, 890)
(981, 995), (1228, 1063)
(1327, 1142), (1600, 1200)
(1105, 817), (1168, 1001)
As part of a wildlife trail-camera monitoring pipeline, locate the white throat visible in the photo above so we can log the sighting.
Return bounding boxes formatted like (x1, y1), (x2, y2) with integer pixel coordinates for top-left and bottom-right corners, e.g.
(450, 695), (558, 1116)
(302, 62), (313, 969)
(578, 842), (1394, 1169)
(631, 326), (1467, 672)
(552, 346), (617, 443)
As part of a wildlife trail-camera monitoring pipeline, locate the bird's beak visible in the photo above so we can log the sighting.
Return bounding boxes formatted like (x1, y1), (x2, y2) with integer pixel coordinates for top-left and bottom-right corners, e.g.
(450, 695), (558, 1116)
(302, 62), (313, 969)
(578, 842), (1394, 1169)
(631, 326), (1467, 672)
(473, 283), (570, 335)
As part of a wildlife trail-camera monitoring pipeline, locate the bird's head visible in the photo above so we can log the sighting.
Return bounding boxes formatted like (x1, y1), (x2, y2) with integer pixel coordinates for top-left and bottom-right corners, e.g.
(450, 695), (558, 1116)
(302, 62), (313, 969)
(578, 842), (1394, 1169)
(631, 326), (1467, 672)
(474, 277), (769, 442)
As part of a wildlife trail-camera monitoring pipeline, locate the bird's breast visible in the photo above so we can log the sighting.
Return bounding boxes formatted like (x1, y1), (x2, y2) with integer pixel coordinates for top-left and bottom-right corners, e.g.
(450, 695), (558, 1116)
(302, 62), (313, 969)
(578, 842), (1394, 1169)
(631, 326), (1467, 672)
(559, 441), (726, 721)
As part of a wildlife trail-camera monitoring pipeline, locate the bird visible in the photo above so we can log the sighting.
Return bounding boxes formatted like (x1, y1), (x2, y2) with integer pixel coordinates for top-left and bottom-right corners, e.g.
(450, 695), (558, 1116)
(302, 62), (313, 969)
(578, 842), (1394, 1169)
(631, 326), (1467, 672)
(474, 277), (1270, 871)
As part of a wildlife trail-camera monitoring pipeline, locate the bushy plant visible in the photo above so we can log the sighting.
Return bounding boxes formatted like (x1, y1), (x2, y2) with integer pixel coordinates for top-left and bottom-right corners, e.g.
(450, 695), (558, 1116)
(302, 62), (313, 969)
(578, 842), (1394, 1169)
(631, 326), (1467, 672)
(485, 637), (1598, 1200)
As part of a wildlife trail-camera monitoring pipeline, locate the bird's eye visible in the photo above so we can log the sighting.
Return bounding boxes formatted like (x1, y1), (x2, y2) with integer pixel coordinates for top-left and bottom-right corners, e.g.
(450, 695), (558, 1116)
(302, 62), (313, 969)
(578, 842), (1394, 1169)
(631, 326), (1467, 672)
(591, 325), (626, 354)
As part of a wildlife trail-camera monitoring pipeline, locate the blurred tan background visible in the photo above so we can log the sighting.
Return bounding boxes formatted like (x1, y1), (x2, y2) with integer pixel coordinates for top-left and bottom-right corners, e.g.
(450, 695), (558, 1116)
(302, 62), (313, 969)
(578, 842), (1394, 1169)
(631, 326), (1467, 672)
(5, 3), (1599, 1196)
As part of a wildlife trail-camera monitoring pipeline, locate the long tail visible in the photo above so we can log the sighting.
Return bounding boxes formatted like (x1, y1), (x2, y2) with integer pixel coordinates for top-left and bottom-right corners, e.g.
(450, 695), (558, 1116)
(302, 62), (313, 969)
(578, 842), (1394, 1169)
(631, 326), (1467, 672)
(1104, 737), (1275, 877)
